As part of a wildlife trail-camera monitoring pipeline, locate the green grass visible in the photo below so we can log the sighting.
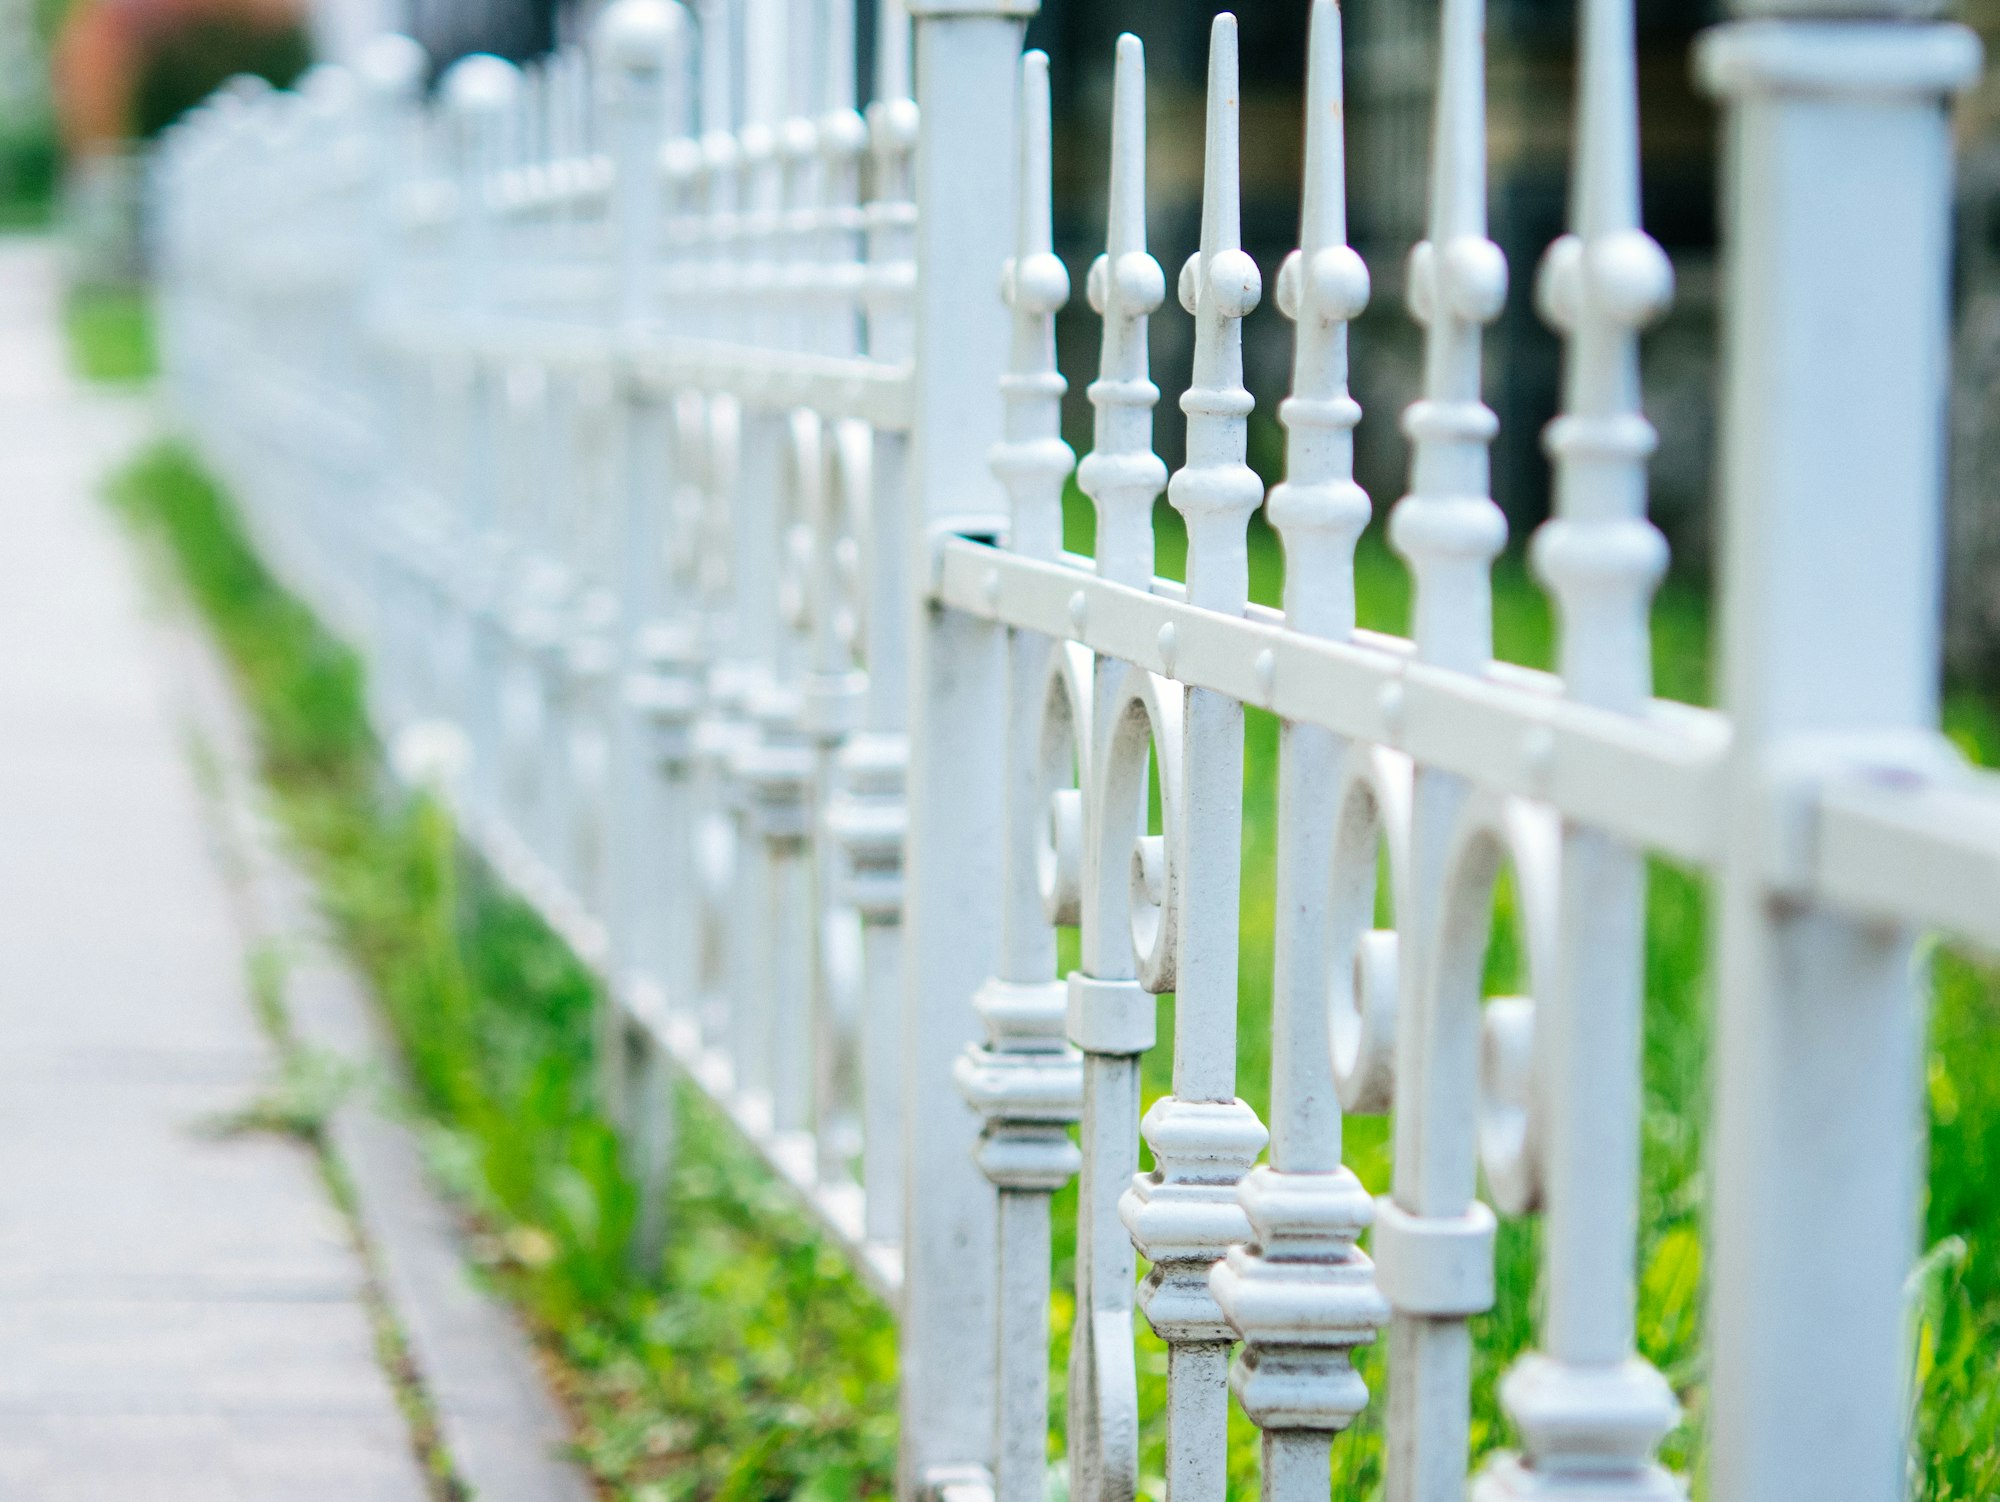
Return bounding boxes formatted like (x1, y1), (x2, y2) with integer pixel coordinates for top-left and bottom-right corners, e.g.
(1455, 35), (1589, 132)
(105, 418), (2000, 1502)
(65, 286), (157, 384)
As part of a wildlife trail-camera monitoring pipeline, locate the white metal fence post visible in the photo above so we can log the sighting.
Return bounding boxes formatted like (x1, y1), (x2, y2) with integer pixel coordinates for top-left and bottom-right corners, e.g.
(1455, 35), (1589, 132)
(900, 0), (1034, 1495)
(1696, 13), (1979, 1502)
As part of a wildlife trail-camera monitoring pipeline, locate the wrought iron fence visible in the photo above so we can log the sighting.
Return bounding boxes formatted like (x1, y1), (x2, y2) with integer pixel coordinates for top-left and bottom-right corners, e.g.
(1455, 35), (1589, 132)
(152, 0), (1990, 1499)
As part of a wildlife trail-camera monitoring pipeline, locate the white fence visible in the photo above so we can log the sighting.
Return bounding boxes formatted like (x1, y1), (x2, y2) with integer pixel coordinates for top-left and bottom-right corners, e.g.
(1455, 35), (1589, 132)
(153, 1), (1992, 1499)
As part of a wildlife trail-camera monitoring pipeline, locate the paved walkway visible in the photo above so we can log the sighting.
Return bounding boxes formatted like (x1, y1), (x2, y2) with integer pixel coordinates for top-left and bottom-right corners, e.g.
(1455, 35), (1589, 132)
(0, 239), (433, 1499)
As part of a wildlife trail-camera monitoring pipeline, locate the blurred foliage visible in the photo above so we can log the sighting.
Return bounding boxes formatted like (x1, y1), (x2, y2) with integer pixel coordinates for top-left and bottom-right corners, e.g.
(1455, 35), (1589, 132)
(101, 398), (2000, 1501)
(0, 115), (59, 227)
(130, 14), (310, 140)
(35, 0), (76, 44)
(64, 284), (154, 381)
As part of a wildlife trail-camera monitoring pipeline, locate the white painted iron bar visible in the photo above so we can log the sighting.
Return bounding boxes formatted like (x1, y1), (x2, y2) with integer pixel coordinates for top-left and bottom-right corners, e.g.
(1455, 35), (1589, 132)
(830, 6), (921, 1255)
(1378, 0), (1510, 1486)
(597, 0), (686, 1143)
(1472, 0), (1681, 1481)
(1213, 6), (1388, 1496)
(1066, 34), (1156, 1502)
(1119, 20), (1265, 1502)
(957, 50), (1081, 1502)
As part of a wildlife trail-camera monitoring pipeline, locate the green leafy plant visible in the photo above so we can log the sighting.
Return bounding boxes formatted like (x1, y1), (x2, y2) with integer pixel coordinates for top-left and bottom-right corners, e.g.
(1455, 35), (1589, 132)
(207, 1044), (357, 1139)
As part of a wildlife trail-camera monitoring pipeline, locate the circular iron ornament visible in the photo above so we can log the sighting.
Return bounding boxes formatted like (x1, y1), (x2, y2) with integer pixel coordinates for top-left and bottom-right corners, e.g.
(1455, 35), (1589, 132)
(777, 408), (821, 635)
(826, 417), (872, 663)
(1429, 786), (1561, 1217)
(1093, 663), (1184, 994)
(1034, 640), (1093, 927)
(1326, 743), (1414, 1114)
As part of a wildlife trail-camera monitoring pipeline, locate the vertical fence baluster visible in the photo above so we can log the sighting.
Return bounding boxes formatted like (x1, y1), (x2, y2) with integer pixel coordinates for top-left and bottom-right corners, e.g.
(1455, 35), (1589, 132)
(1471, 0), (1680, 1490)
(730, 0), (821, 1152)
(1378, 0), (1510, 1489)
(649, 119), (708, 1051)
(568, 44), (624, 939)
(831, 0), (918, 1258)
(757, 0), (823, 1166)
(633, 122), (714, 1263)
(725, 0), (787, 1137)
(1068, 36), (1162, 1502)
(480, 70), (525, 853)
(802, 0), (871, 1204)
(1213, 7), (1388, 1500)
(441, 57), (520, 828)
(1119, 20), (1267, 1502)
(690, 0), (744, 1091)
(534, 53), (582, 899)
(955, 49), (1083, 1502)
(357, 36), (427, 759)
(595, 0), (688, 1256)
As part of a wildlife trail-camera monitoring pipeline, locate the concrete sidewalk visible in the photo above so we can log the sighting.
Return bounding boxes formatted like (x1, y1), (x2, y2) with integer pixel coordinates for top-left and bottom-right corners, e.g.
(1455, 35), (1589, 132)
(0, 239), (434, 1499)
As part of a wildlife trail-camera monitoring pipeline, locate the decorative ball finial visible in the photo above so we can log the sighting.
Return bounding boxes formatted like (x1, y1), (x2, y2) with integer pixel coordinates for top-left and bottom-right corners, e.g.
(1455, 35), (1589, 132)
(299, 63), (359, 114)
(357, 33), (427, 105)
(592, 0), (687, 74)
(440, 53), (520, 117)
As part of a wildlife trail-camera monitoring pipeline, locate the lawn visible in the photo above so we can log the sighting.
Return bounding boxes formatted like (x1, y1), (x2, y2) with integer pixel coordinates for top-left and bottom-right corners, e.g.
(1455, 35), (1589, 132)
(90, 286), (2000, 1497)
(64, 285), (156, 384)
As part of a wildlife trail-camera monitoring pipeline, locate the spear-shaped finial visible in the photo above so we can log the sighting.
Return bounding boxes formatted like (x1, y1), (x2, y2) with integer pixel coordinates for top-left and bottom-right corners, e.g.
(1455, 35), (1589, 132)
(1077, 34), (1167, 590)
(1166, 12), (1263, 615)
(1387, 0), (1509, 674)
(1530, 0), (1673, 714)
(1267, 0), (1373, 641)
(991, 50), (1074, 563)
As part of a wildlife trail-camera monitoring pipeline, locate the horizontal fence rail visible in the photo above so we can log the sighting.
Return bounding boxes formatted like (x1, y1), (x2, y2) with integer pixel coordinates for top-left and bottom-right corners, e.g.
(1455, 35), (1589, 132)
(153, 0), (1989, 1498)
